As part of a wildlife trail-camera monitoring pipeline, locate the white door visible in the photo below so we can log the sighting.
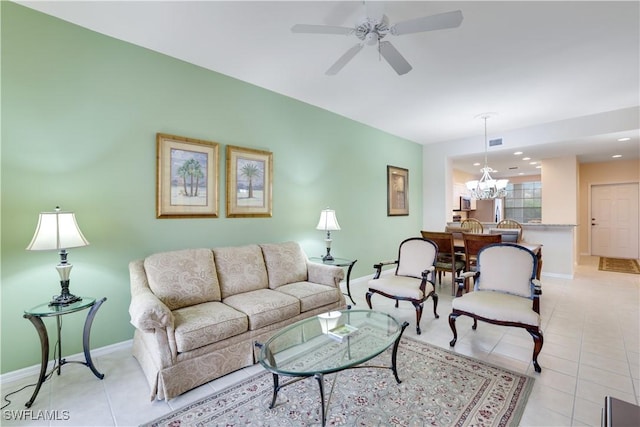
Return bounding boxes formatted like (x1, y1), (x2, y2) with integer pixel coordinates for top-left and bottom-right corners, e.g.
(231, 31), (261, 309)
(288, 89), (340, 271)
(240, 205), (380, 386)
(591, 183), (639, 258)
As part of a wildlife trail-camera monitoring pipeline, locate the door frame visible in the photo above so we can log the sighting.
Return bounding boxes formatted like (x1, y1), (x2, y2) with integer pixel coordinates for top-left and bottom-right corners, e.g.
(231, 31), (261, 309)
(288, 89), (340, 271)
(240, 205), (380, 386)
(588, 180), (640, 258)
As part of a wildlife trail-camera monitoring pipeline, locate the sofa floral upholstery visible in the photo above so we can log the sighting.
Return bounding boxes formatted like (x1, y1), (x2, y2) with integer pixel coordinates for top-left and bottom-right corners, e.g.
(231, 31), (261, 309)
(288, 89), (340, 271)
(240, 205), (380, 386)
(129, 241), (346, 400)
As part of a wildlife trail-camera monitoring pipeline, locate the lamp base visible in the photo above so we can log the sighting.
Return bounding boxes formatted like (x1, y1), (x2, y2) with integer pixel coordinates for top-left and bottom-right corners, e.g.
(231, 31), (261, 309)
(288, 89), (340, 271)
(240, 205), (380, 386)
(49, 293), (82, 306)
(322, 248), (334, 262)
(49, 280), (82, 306)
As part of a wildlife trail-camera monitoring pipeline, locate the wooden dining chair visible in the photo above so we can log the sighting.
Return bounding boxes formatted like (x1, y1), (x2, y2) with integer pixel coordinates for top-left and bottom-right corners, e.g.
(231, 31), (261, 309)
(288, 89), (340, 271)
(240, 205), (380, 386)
(461, 232), (502, 292)
(420, 231), (465, 296)
(497, 219), (523, 242)
(461, 218), (483, 234)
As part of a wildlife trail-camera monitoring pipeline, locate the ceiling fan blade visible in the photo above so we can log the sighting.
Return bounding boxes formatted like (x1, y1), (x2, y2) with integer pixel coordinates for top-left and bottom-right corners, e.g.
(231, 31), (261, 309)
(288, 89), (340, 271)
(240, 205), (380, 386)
(379, 41), (412, 75)
(390, 10), (463, 36)
(326, 44), (363, 75)
(291, 24), (353, 35)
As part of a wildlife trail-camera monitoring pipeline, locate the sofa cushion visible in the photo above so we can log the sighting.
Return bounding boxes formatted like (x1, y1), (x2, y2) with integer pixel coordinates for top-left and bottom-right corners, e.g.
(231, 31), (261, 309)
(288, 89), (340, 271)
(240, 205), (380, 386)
(144, 249), (221, 310)
(260, 242), (308, 289)
(173, 302), (248, 353)
(213, 244), (269, 299)
(223, 289), (300, 330)
(276, 282), (342, 312)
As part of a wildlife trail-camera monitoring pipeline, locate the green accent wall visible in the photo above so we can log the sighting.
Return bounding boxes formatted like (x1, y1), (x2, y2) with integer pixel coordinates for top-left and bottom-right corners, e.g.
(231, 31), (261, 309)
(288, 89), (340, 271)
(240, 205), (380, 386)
(1, 3), (423, 374)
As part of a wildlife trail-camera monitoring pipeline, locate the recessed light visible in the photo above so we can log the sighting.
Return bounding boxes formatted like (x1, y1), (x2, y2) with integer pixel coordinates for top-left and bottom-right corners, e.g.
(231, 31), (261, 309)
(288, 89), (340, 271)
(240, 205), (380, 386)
(514, 151), (523, 155)
(529, 161), (537, 165)
(536, 165), (542, 169)
(473, 162), (481, 166)
(617, 137), (630, 142)
(612, 154), (622, 158)
(518, 172), (524, 175)
(522, 157), (531, 161)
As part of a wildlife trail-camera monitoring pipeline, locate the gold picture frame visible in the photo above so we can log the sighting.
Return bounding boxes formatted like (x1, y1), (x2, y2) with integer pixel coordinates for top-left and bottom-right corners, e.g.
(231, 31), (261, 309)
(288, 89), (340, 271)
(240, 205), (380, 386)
(156, 133), (219, 218)
(226, 145), (273, 218)
(387, 165), (409, 216)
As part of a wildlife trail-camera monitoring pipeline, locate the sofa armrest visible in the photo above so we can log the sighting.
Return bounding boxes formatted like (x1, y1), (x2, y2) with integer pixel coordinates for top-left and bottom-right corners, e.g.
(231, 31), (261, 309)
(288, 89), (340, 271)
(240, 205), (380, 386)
(129, 260), (174, 332)
(307, 261), (345, 287)
(129, 291), (174, 332)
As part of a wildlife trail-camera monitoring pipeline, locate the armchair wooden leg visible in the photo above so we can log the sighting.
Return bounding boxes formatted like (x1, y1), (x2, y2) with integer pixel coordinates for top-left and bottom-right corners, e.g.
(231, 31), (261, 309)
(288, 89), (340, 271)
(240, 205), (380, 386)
(528, 327), (544, 373)
(365, 291), (373, 309)
(432, 293), (439, 319)
(449, 312), (459, 346)
(472, 318), (478, 330)
(412, 302), (423, 335)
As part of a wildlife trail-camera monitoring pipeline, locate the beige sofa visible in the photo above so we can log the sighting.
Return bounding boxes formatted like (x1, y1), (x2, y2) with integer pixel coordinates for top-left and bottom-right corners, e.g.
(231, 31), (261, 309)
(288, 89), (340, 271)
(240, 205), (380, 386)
(128, 241), (346, 400)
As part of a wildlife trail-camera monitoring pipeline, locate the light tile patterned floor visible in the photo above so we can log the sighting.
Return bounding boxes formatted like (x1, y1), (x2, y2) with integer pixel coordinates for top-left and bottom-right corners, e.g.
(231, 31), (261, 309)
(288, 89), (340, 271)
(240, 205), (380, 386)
(1, 256), (638, 426)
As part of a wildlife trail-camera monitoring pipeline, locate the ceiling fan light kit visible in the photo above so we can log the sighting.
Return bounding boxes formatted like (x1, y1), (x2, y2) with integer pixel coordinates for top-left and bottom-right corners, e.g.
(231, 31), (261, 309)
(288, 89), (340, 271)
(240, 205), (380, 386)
(291, 8), (463, 75)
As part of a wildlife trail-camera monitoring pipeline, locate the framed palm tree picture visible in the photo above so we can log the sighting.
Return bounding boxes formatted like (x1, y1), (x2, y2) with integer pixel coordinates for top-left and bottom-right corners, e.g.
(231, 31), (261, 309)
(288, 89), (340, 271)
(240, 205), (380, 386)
(226, 145), (273, 218)
(156, 133), (219, 218)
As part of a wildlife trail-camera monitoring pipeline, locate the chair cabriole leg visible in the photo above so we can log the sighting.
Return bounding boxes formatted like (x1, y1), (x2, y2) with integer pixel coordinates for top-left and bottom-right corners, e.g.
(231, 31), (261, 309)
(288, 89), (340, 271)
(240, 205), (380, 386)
(365, 292), (373, 309)
(432, 293), (439, 319)
(448, 312), (459, 346)
(412, 301), (423, 335)
(528, 327), (544, 373)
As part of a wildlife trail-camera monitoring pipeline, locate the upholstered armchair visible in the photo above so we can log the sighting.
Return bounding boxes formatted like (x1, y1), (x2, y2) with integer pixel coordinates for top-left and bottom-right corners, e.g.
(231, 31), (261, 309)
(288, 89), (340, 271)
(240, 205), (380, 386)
(366, 237), (439, 335)
(449, 243), (544, 372)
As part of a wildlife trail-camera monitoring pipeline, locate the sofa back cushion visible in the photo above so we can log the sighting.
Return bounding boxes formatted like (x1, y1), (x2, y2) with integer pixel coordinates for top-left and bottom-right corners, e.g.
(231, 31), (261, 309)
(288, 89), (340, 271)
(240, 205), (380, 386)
(213, 244), (269, 298)
(144, 248), (221, 311)
(260, 242), (308, 289)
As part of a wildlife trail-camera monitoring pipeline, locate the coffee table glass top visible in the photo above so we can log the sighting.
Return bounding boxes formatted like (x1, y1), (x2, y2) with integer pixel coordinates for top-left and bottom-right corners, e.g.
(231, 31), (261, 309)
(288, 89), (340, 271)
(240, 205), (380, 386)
(258, 310), (401, 376)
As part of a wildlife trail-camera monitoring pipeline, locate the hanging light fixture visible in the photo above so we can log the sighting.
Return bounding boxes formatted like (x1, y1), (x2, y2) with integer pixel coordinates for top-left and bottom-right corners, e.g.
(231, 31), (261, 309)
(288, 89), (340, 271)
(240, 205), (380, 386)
(465, 113), (508, 200)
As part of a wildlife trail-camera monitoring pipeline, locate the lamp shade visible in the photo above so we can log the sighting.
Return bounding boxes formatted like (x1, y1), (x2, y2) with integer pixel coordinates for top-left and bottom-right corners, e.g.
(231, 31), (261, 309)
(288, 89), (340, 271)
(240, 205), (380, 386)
(26, 209), (89, 251)
(316, 209), (341, 231)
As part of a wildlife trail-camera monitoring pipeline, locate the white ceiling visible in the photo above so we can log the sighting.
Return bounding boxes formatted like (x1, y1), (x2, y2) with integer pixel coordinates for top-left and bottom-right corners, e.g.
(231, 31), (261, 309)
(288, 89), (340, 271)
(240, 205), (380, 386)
(18, 0), (640, 177)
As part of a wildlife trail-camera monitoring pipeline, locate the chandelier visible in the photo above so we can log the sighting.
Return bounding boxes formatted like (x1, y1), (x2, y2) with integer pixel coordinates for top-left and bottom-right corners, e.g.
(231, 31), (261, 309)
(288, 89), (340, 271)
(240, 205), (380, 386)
(465, 113), (508, 200)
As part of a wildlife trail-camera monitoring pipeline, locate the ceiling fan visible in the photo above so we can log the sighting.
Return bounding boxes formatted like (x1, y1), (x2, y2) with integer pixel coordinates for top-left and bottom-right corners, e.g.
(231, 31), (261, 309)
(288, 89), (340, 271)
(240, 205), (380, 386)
(291, 5), (463, 76)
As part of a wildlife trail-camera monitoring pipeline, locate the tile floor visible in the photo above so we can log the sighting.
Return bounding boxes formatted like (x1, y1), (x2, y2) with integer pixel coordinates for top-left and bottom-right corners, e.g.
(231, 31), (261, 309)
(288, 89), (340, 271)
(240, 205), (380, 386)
(1, 256), (638, 426)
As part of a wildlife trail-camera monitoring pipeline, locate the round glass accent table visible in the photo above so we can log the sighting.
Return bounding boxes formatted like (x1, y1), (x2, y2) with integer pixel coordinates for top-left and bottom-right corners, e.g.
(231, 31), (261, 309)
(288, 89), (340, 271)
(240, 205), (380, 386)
(23, 296), (106, 407)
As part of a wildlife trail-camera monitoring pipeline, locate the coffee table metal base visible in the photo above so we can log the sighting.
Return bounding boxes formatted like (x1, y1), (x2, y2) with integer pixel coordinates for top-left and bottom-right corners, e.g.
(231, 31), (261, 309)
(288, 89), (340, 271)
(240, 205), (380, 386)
(257, 321), (409, 426)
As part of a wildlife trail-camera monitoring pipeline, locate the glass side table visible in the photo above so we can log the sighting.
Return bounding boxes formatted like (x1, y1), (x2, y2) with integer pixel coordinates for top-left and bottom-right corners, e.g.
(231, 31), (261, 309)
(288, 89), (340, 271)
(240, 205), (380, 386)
(23, 296), (106, 408)
(309, 257), (357, 305)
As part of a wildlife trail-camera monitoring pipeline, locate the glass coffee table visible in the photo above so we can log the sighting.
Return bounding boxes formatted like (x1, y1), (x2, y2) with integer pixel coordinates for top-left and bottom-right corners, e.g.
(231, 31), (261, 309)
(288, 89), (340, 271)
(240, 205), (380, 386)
(255, 309), (409, 426)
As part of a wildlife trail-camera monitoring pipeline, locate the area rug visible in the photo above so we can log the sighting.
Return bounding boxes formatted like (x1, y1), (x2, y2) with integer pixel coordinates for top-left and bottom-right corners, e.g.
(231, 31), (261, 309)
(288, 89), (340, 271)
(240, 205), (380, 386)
(142, 337), (534, 427)
(599, 257), (640, 274)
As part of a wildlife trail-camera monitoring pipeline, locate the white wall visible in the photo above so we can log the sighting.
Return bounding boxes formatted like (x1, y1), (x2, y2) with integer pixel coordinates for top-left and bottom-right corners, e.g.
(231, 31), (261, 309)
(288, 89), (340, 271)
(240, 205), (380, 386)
(541, 156), (579, 224)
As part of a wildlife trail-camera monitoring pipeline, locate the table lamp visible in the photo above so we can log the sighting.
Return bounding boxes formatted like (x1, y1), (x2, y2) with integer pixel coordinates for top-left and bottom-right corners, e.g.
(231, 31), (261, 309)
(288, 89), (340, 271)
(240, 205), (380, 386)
(316, 208), (340, 261)
(26, 207), (89, 306)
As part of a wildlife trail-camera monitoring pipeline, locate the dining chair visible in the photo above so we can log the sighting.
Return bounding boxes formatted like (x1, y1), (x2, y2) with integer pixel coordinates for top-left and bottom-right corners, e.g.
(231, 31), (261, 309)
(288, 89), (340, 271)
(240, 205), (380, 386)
(461, 218), (483, 234)
(461, 232), (502, 292)
(366, 237), (439, 335)
(497, 219), (523, 242)
(449, 243), (544, 372)
(489, 228), (519, 243)
(420, 231), (465, 296)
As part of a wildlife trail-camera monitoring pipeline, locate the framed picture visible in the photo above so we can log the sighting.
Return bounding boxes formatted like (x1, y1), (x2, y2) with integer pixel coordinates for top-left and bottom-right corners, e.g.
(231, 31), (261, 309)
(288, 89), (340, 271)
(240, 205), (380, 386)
(226, 145), (273, 218)
(387, 165), (409, 216)
(156, 133), (219, 218)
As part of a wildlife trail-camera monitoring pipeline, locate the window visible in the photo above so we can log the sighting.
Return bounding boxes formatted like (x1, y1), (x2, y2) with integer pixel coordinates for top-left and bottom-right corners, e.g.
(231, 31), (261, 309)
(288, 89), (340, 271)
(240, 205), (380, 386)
(504, 181), (541, 223)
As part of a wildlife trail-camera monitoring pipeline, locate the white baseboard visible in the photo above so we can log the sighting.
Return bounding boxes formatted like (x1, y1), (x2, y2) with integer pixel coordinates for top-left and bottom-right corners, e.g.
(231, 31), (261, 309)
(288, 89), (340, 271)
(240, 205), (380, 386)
(541, 272), (574, 279)
(0, 339), (132, 384)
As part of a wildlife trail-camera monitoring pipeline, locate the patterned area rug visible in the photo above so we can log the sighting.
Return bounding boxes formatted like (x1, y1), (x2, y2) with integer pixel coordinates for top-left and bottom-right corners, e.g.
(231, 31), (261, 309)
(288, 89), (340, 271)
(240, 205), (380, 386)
(599, 257), (640, 274)
(142, 337), (534, 427)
